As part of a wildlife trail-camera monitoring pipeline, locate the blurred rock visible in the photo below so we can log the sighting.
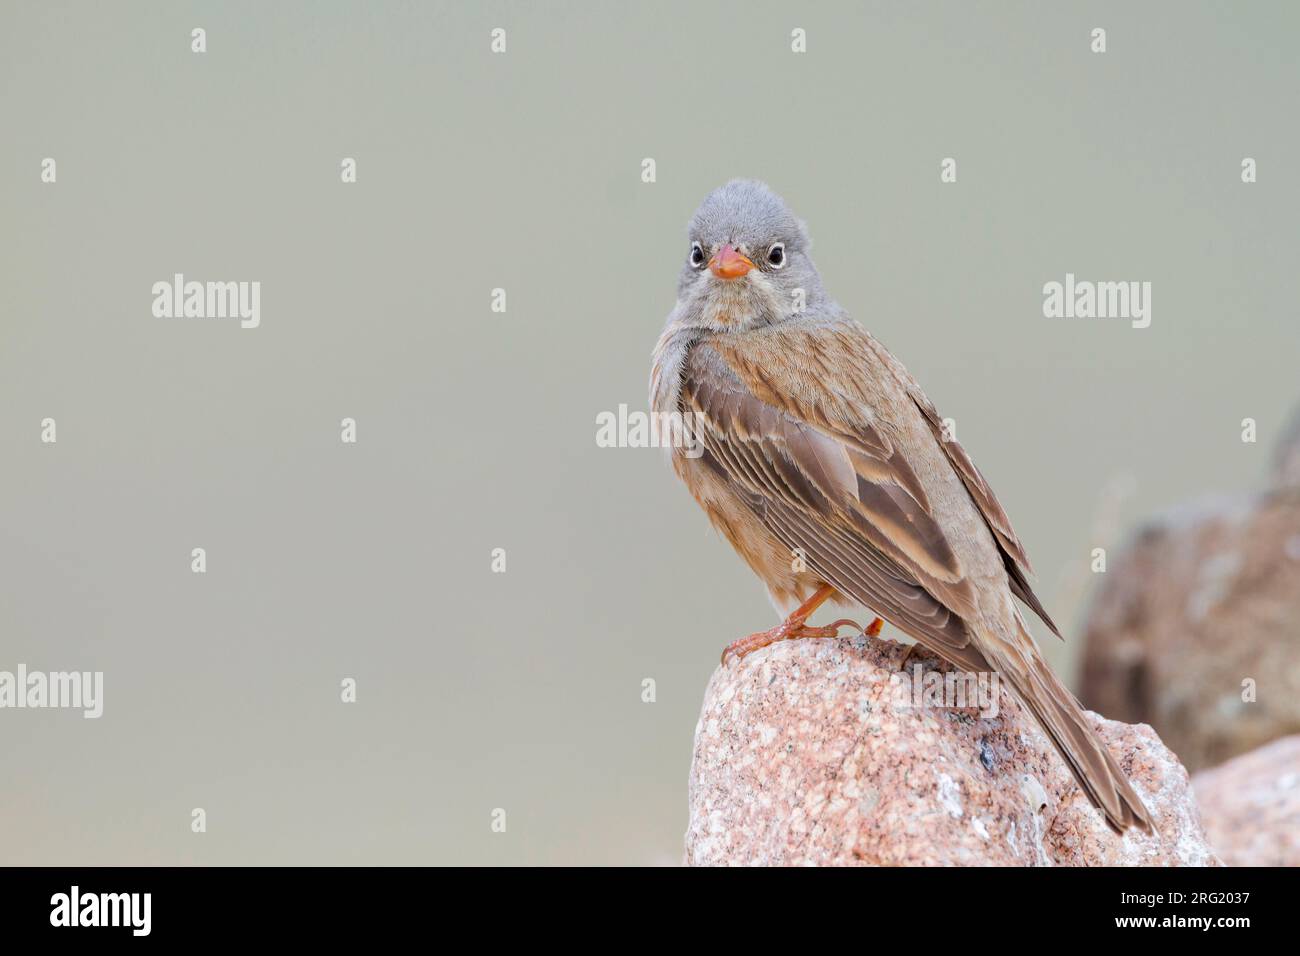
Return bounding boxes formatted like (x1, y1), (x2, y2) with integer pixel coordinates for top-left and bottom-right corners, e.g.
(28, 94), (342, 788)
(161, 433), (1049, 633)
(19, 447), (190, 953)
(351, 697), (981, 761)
(1078, 486), (1300, 772)
(1194, 735), (1300, 866)
(685, 635), (1218, 866)
(1274, 404), (1300, 488)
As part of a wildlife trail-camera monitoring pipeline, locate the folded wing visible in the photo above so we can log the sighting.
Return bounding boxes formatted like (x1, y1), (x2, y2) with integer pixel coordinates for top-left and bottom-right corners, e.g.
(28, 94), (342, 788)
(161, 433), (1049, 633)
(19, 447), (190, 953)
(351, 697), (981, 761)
(681, 336), (985, 665)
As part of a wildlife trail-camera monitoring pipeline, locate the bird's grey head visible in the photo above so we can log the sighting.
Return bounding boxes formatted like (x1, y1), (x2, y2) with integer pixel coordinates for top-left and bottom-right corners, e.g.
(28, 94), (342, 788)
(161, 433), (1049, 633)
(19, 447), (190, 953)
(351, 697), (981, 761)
(675, 179), (825, 332)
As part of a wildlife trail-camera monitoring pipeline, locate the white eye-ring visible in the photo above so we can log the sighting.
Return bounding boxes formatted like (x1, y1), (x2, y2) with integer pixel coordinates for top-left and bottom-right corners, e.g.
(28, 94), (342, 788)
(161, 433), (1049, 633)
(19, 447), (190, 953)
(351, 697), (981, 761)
(690, 241), (706, 268)
(767, 242), (786, 268)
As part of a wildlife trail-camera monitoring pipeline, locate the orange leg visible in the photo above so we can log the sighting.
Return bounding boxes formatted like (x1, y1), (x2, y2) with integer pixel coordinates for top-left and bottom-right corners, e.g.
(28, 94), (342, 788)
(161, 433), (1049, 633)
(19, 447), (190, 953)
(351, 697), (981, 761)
(721, 584), (885, 665)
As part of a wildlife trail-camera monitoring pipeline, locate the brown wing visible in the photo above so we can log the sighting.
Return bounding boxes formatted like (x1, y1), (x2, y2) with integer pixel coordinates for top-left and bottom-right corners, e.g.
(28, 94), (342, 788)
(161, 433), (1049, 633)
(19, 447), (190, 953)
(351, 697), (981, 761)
(681, 337), (985, 665)
(908, 391), (1062, 638)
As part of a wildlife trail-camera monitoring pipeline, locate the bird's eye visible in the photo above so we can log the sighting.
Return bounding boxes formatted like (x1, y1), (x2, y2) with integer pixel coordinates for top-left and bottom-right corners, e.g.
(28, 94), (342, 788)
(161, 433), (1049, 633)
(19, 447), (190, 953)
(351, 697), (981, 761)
(767, 243), (786, 268)
(690, 242), (705, 268)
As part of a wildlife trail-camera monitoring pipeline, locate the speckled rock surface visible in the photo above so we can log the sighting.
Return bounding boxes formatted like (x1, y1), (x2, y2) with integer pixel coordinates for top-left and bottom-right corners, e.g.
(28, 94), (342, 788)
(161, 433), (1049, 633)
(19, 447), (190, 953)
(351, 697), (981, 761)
(1194, 735), (1300, 866)
(686, 635), (1219, 866)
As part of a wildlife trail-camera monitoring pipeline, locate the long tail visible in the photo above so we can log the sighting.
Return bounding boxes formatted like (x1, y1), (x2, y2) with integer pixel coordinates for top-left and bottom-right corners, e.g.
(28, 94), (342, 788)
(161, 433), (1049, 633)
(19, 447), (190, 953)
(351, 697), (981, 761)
(1007, 649), (1155, 833)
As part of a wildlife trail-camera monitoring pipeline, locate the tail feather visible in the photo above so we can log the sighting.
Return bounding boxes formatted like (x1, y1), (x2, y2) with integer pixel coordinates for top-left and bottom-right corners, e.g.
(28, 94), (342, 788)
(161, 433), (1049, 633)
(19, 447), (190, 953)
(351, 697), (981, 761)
(1012, 654), (1155, 834)
(911, 620), (1155, 834)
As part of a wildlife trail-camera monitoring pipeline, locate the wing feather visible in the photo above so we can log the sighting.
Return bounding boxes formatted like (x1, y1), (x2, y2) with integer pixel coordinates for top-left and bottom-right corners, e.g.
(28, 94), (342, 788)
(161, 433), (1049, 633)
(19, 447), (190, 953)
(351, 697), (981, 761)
(681, 340), (979, 658)
(908, 392), (1061, 638)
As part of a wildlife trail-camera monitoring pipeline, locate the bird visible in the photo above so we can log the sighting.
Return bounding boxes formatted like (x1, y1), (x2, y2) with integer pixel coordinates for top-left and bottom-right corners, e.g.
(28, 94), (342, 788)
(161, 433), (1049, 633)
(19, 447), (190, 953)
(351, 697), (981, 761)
(650, 179), (1154, 833)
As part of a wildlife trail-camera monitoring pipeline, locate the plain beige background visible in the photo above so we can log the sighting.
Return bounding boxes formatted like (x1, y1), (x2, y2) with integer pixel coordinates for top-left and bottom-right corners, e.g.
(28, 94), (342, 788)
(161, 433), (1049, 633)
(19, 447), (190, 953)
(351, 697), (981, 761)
(1, 1), (1297, 865)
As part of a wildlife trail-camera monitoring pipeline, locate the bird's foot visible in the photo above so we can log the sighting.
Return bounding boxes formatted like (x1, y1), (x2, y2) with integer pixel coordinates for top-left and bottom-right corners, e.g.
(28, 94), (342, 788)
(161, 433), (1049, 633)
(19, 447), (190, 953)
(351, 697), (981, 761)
(720, 616), (884, 665)
(720, 620), (837, 665)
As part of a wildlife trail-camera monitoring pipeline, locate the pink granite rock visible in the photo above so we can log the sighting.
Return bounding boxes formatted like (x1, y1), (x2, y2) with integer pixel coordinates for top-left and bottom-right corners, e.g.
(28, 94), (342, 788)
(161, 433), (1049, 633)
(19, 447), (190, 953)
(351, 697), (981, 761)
(686, 634), (1219, 866)
(1193, 735), (1300, 866)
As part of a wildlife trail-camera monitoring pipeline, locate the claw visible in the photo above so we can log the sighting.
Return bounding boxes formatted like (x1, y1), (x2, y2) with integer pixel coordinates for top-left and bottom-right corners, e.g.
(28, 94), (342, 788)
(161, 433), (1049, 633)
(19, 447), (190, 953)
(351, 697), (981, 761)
(898, 642), (920, 670)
